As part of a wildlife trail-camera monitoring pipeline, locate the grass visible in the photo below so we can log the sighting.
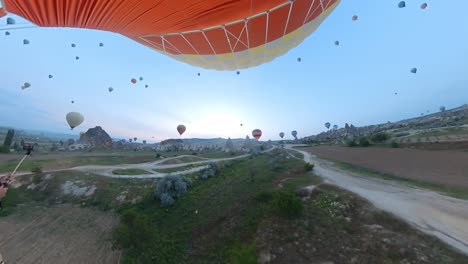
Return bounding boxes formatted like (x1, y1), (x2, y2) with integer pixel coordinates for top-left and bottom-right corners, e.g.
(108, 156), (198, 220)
(408, 127), (468, 140)
(112, 169), (151, 175)
(153, 164), (199, 173)
(329, 159), (468, 200)
(112, 149), (313, 263)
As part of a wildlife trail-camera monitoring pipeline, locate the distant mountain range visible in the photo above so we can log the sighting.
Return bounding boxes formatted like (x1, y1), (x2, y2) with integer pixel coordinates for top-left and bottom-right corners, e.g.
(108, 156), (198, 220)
(0, 127), (80, 140)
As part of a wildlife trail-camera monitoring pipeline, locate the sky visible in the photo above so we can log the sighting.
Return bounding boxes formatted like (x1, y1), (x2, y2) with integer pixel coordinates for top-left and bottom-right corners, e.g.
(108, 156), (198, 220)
(1, 0), (468, 142)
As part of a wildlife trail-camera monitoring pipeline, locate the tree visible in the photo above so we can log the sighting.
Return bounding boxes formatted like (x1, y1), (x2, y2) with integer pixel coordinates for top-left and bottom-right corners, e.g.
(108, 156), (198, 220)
(3, 129), (15, 148)
(440, 106), (446, 112)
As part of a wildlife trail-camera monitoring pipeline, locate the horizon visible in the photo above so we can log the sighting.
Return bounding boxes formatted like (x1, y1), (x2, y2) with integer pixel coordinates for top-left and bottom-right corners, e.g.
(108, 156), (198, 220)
(1, 1), (468, 142)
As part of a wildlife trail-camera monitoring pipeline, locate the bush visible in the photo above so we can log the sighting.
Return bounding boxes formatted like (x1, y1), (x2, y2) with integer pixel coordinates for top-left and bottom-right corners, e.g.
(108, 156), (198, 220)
(154, 175), (193, 207)
(31, 166), (43, 174)
(271, 190), (303, 218)
(255, 191), (273, 203)
(304, 162), (314, 172)
(155, 153), (161, 158)
(192, 152), (197, 155)
(198, 162), (220, 180)
(358, 137), (371, 147)
(391, 141), (399, 148)
(346, 139), (358, 147)
(229, 243), (257, 264)
(370, 132), (390, 143)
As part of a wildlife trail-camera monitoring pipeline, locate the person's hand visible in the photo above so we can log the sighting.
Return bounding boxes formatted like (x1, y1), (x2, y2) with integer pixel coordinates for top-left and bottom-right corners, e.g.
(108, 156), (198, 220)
(0, 186), (8, 200)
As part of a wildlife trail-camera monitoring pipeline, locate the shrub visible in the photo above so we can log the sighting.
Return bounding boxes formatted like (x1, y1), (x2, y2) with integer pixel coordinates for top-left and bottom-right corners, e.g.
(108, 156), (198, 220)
(229, 243), (257, 264)
(391, 141), (399, 148)
(192, 152), (197, 155)
(370, 132), (390, 143)
(346, 139), (358, 147)
(271, 190), (303, 217)
(358, 137), (370, 147)
(255, 191), (273, 203)
(155, 153), (161, 158)
(31, 166), (43, 174)
(154, 175), (193, 207)
(304, 162), (314, 172)
(198, 162), (220, 180)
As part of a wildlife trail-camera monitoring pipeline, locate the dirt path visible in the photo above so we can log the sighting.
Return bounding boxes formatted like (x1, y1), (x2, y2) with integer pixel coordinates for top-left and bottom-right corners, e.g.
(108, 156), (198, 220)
(0, 204), (120, 264)
(286, 145), (468, 255)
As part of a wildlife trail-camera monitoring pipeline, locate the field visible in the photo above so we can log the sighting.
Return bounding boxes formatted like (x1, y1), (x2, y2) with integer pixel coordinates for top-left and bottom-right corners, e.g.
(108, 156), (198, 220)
(0, 148), (467, 263)
(303, 146), (468, 189)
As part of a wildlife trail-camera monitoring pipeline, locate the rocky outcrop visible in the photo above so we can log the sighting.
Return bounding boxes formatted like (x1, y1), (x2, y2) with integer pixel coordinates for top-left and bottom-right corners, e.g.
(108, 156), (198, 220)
(79, 126), (112, 147)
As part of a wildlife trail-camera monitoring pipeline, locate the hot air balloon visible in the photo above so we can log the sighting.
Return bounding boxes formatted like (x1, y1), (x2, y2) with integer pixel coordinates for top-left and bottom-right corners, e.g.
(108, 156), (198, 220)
(6, 17), (15, 25)
(177, 125), (186, 135)
(279, 132), (285, 139)
(5, 31), (10, 36)
(134, 137), (137, 141)
(48, 74), (53, 79)
(197, 73), (201, 76)
(291, 130), (298, 139)
(332, 125), (338, 130)
(99, 42), (104, 47)
(334, 40), (340, 46)
(75, 56), (80, 60)
(236, 71), (240, 75)
(410, 68), (417, 74)
(66, 112), (84, 130)
(398, 1), (406, 8)
(21, 82), (31, 90)
(108, 87), (114, 92)
(139, 77), (143, 81)
(325, 122), (331, 130)
(129, 138), (133, 143)
(0, 0), (341, 70)
(420, 3), (428, 10)
(297, 57), (302, 62)
(71, 100), (75, 104)
(240, 123), (243, 127)
(23, 39), (30, 45)
(352, 15), (358, 21)
(252, 129), (262, 141)
(145, 84), (149, 88)
(71, 43), (76, 48)
(131, 78), (137, 84)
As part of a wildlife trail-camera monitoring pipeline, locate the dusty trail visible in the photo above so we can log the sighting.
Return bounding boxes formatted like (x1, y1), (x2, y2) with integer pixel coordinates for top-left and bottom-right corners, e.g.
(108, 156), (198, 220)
(287, 145), (468, 255)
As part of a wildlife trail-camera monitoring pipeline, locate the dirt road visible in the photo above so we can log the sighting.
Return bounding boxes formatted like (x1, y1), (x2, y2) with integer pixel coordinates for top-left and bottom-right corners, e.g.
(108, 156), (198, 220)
(287, 145), (468, 255)
(303, 146), (468, 188)
(0, 204), (120, 264)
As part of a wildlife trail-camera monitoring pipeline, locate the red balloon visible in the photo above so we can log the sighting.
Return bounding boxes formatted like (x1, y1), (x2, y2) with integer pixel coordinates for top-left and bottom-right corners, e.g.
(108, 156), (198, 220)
(131, 78), (137, 84)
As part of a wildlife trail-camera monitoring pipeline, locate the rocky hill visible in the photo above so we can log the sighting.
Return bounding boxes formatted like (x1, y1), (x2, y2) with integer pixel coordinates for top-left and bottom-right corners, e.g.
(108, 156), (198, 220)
(79, 126), (112, 147)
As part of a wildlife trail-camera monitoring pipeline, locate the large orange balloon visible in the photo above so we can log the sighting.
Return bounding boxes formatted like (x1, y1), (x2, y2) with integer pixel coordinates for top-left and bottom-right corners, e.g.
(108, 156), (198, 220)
(252, 129), (262, 141)
(0, 0), (340, 70)
(177, 125), (186, 135)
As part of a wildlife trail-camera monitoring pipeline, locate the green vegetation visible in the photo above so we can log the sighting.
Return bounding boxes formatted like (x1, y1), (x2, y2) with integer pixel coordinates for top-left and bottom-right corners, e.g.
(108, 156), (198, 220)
(345, 139), (358, 147)
(304, 162), (314, 171)
(153, 164), (198, 173)
(112, 149), (313, 263)
(331, 159), (468, 200)
(358, 137), (371, 147)
(270, 190), (303, 217)
(370, 132), (390, 143)
(391, 141), (400, 148)
(112, 169), (151, 175)
(408, 127), (468, 140)
(154, 175), (193, 207)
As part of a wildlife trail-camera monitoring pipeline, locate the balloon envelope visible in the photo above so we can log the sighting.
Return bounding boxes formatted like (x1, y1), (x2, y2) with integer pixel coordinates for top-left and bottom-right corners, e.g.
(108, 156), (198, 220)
(177, 125), (186, 135)
(325, 122), (331, 129)
(252, 129), (262, 141)
(398, 1), (406, 8)
(0, 0), (341, 70)
(291, 130), (298, 138)
(6, 17), (15, 25)
(279, 132), (285, 138)
(108, 87), (113, 92)
(66, 112), (84, 130)
(131, 78), (137, 84)
(352, 15), (358, 21)
(420, 3), (428, 10)
(23, 39), (30, 45)
(411, 68), (417, 74)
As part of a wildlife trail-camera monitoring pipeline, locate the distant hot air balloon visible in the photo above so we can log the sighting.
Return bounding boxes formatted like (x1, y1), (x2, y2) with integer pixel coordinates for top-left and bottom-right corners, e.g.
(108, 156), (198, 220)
(398, 1), (406, 8)
(145, 84), (149, 88)
(291, 130), (298, 139)
(197, 73), (201, 76)
(142, 140), (147, 144)
(71, 100), (74, 104)
(23, 39), (30, 45)
(279, 132), (285, 139)
(48, 74), (53, 79)
(325, 122), (331, 130)
(352, 15), (358, 21)
(420, 3), (428, 10)
(21, 82), (31, 90)
(332, 125), (338, 130)
(139, 77), (143, 81)
(129, 138), (133, 143)
(0, 0), (341, 71)
(108, 87), (113, 92)
(71, 43), (76, 48)
(134, 137), (137, 141)
(66, 112), (84, 130)
(410, 68), (417, 74)
(75, 56), (80, 60)
(240, 123), (243, 127)
(131, 78), (137, 84)
(99, 42), (104, 47)
(252, 129), (262, 141)
(6, 17), (15, 25)
(177, 125), (186, 135)
(5, 31), (10, 36)
(236, 71), (240, 75)
(297, 57), (301, 62)
(334, 40), (340, 46)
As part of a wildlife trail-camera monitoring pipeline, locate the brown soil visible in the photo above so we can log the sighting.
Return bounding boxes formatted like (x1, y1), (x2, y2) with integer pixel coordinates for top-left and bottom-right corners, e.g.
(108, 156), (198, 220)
(303, 146), (468, 189)
(0, 204), (120, 264)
